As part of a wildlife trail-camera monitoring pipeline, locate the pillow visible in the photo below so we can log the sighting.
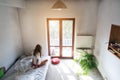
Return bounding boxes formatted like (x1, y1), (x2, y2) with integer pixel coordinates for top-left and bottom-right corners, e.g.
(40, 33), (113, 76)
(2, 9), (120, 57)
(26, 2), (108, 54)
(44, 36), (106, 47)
(15, 56), (32, 72)
(20, 56), (32, 62)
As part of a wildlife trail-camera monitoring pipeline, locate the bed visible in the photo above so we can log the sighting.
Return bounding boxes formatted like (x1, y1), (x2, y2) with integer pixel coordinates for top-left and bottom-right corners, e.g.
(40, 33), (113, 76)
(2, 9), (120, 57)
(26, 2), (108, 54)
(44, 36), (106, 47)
(1, 55), (50, 80)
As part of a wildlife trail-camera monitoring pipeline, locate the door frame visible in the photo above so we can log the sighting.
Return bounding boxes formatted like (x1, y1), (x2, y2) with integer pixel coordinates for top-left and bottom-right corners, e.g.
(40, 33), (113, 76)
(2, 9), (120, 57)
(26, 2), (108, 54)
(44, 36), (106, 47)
(47, 18), (75, 59)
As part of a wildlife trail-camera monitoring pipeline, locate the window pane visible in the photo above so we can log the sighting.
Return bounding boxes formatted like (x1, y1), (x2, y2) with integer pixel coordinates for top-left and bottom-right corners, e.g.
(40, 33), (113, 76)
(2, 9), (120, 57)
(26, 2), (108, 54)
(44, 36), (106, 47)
(62, 20), (73, 46)
(50, 47), (60, 56)
(49, 20), (59, 46)
(62, 47), (72, 57)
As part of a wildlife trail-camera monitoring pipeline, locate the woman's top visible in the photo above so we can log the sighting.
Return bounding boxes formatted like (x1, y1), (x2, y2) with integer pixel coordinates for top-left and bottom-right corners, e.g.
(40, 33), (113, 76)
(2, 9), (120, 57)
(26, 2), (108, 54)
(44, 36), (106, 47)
(32, 52), (41, 65)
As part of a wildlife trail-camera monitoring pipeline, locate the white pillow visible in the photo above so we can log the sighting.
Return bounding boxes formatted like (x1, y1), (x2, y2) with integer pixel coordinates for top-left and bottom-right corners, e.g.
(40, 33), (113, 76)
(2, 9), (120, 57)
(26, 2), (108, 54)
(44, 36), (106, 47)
(15, 56), (32, 72)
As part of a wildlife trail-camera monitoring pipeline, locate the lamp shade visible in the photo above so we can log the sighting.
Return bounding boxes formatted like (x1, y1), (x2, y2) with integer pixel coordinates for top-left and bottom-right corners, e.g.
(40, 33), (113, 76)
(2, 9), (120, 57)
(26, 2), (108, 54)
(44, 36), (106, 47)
(52, 0), (67, 10)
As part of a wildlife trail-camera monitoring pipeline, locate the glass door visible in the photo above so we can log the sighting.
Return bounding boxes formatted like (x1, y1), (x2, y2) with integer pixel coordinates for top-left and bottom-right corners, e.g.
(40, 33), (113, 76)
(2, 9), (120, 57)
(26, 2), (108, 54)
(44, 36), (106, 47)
(47, 18), (75, 58)
(62, 20), (73, 57)
(48, 20), (60, 57)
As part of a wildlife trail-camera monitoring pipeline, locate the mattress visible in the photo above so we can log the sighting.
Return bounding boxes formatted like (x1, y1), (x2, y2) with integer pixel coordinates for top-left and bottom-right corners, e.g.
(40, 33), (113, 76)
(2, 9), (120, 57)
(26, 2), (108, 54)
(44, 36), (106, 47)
(1, 55), (50, 80)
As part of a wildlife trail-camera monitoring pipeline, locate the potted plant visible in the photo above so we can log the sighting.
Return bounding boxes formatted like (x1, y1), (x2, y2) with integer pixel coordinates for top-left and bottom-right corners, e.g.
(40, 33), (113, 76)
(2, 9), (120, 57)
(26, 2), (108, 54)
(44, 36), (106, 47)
(74, 50), (98, 75)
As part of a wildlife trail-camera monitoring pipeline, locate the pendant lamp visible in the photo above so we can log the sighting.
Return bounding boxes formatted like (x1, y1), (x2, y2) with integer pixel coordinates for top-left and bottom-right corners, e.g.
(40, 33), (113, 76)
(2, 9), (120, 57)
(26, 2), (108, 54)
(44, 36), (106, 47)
(52, 0), (67, 10)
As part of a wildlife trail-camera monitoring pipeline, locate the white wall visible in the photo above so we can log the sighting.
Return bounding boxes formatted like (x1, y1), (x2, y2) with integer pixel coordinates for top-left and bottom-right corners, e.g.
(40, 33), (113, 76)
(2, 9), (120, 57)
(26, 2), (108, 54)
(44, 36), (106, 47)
(0, 0), (25, 8)
(0, 6), (23, 69)
(20, 0), (98, 54)
(94, 0), (120, 80)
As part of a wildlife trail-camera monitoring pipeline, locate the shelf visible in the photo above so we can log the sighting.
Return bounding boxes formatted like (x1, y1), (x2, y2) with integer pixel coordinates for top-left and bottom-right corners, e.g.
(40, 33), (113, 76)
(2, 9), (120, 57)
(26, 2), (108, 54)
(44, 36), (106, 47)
(108, 46), (120, 59)
(76, 47), (92, 50)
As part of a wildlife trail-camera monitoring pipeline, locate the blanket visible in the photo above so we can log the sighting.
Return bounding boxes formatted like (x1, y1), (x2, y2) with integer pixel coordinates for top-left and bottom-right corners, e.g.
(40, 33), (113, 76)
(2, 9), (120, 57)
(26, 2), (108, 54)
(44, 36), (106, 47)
(2, 55), (50, 80)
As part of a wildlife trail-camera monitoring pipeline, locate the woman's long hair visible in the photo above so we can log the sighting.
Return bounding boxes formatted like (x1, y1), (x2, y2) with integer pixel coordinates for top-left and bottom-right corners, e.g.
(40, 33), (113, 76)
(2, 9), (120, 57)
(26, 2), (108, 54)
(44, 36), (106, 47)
(33, 44), (42, 57)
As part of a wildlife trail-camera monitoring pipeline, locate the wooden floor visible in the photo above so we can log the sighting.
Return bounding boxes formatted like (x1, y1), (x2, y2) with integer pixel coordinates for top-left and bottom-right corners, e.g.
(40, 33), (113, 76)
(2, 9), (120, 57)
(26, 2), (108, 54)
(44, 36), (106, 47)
(45, 59), (103, 80)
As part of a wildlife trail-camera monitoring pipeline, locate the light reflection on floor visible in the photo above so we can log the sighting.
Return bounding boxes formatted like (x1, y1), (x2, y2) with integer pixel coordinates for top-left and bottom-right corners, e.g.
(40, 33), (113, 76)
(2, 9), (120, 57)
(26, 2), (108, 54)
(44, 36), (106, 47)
(79, 75), (94, 80)
(67, 75), (77, 80)
(55, 65), (65, 80)
(56, 59), (103, 80)
(59, 63), (71, 74)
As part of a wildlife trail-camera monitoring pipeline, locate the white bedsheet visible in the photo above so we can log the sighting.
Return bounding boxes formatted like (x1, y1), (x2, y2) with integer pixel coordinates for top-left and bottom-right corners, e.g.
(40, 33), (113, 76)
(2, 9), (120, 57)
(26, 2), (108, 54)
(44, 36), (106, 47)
(2, 55), (50, 80)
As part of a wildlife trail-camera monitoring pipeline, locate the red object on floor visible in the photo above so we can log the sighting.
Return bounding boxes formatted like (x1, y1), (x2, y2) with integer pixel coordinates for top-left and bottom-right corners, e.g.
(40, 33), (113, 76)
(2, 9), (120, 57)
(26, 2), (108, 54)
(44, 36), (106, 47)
(51, 58), (60, 64)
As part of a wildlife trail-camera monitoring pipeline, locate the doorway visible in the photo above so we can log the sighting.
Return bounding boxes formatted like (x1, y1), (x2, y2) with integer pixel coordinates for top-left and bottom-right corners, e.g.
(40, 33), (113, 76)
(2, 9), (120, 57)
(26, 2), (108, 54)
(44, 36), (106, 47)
(47, 18), (75, 58)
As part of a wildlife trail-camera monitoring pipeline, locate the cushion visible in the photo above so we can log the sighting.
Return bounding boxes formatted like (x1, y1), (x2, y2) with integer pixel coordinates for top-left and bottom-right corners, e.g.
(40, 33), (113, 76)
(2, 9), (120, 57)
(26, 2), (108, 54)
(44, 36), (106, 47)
(51, 58), (60, 64)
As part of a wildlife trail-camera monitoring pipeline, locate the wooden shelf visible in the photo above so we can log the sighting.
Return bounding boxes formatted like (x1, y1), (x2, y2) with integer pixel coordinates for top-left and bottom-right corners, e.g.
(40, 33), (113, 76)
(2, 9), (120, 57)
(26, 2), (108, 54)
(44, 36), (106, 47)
(108, 46), (120, 59)
(108, 24), (120, 59)
(76, 47), (92, 50)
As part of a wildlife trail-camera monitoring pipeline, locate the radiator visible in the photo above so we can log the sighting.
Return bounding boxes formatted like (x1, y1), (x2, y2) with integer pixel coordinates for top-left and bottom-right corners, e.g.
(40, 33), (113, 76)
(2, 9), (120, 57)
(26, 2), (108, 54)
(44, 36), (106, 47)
(75, 36), (94, 49)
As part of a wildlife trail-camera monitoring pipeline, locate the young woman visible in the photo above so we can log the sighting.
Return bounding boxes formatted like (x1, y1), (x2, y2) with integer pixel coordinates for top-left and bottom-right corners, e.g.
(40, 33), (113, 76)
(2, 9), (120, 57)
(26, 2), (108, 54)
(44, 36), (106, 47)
(32, 44), (48, 68)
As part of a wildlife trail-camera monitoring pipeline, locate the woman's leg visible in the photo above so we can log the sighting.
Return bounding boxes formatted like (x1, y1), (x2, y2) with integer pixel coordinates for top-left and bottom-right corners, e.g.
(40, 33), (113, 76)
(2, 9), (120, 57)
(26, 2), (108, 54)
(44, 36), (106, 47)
(38, 59), (48, 67)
